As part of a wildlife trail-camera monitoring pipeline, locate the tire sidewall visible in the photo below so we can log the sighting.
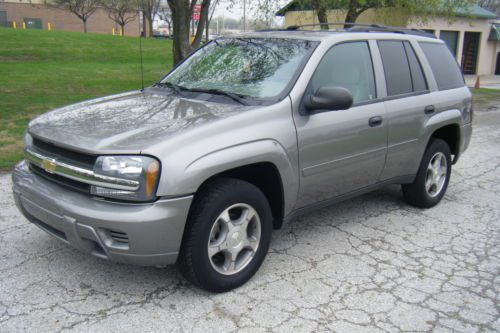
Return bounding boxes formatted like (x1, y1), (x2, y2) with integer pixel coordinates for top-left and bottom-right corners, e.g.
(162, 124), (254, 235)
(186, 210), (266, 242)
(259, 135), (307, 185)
(190, 181), (272, 291)
(416, 139), (452, 207)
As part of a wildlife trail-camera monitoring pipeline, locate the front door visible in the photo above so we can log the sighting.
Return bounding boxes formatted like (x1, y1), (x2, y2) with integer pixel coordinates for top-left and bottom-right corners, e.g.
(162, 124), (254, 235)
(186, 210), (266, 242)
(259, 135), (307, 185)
(294, 41), (387, 208)
(462, 32), (481, 75)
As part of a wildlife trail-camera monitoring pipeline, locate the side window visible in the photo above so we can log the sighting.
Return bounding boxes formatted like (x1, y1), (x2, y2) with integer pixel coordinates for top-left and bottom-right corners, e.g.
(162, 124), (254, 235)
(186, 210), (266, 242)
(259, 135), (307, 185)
(309, 42), (376, 104)
(419, 42), (465, 90)
(404, 41), (428, 92)
(378, 40), (413, 96)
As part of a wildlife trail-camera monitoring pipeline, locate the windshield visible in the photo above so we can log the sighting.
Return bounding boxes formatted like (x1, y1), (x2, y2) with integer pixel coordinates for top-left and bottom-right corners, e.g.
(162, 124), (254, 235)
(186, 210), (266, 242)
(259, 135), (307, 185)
(162, 38), (317, 99)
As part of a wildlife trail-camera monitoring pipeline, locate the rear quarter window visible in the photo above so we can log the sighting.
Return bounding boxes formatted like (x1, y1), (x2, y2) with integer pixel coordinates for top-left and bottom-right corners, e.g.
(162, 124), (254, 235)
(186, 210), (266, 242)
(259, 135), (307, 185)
(419, 42), (465, 90)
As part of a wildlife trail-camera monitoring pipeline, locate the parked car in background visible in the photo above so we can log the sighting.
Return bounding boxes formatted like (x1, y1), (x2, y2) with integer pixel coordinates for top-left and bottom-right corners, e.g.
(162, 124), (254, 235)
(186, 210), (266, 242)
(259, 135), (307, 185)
(12, 25), (472, 292)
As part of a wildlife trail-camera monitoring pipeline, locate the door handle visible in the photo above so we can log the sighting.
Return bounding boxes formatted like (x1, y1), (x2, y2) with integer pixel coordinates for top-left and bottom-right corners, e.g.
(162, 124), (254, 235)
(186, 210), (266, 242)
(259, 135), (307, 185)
(368, 116), (383, 127)
(424, 105), (435, 114)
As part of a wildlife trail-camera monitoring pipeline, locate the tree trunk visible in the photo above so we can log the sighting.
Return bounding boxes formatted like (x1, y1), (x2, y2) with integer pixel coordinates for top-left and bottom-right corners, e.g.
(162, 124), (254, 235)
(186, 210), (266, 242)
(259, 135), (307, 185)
(83, 19), (87, 33)
(344, 0), (361, 29)
(168, 0), (192, 65)
(205, 16), (209, 42)
(143, 13), (153, 37)
(312, 0), (329, 30)
(147, 15), (153, 37)
(120, 23), (125, 36)
(191, 0), (209, 49)
(142, 11), (147, 36)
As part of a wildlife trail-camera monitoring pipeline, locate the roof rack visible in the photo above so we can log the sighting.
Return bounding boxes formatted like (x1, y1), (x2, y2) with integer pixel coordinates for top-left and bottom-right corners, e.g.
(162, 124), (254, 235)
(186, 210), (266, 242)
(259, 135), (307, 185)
(284, 22), (436, 38)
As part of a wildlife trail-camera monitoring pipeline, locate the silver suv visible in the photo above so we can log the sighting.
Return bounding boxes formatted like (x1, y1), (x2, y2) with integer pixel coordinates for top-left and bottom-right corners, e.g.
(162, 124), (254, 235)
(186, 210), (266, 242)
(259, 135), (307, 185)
(12, 26), (473, 292)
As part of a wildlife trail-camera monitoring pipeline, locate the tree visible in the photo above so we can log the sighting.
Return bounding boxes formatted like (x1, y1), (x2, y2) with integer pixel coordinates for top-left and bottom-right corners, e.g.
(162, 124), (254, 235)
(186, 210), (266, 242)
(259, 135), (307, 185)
(103, 0), (137, 35)
(312, 0), (329, 29)
(157, 0), (173, 35)
(53, 0), (100, 32)
(279, 0), (476, 29)
(166, 0), (213, 64)
(139, 0), (160, 37)
(478, 0), (500, 14)
(250, 0), (292, 28)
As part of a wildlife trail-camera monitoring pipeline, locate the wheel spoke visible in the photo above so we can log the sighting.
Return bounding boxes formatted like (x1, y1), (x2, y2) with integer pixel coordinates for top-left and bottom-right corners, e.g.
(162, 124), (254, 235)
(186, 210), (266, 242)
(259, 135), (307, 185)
(230, 248), (239, 262)
(222, 249), (239, 272)
(425, 175), (433, 191)
(236, 207), (255, 230)
(226, 259), (236, 273)
(208, 244), (222, 257)
(218, 209), (234, 231)
(248, 237), (259, 251)
(432, 156), (441, 170)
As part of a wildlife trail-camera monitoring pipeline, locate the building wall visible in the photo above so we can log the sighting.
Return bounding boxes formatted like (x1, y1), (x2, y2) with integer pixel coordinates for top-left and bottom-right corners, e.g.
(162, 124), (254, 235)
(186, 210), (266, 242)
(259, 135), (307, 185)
(0, 1), (140, 36)
(283, 9), (499, 75)
(283, 8), (409, 29)
(408, 17), (496, 75)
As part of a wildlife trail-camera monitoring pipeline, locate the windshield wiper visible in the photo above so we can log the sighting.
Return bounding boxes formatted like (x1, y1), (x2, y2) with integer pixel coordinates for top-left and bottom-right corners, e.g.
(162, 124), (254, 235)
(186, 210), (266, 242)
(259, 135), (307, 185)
(154, 81), (183, 95)
(187, 88), (249, 106)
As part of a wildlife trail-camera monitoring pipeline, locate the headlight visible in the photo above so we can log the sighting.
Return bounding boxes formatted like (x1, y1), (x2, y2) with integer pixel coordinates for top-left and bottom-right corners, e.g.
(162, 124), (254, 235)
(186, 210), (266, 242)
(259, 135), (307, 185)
(91, 155), (160, 202)
(24, 132), (33, 147)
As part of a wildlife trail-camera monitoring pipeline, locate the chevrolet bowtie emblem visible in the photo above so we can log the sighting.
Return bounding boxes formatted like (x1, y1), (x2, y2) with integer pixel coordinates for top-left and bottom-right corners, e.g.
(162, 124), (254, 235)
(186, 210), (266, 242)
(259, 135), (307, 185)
(41, 158), (57, 174)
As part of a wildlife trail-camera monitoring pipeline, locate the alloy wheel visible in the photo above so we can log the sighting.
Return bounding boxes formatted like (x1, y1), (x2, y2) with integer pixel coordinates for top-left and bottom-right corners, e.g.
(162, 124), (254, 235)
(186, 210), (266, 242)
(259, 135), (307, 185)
(207, 203), (261, 275)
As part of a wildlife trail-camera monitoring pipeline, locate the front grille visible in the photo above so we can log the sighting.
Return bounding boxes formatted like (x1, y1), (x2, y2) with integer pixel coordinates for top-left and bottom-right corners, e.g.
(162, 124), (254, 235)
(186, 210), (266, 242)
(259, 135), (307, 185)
(32, 137), (97, 168)
(29, 137), (97, 194)
(30, 163), (90, 194)
(109, 230), (129, 244)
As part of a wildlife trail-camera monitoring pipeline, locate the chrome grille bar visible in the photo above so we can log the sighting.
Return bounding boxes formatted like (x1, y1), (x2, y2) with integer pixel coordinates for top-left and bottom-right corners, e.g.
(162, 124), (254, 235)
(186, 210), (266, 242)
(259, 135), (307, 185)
(24, 148), (140, 191)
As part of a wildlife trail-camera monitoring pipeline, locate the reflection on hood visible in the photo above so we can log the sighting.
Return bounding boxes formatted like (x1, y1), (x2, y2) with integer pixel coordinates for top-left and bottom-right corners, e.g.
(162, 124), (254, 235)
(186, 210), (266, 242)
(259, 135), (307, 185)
(29, 89), (246, 152)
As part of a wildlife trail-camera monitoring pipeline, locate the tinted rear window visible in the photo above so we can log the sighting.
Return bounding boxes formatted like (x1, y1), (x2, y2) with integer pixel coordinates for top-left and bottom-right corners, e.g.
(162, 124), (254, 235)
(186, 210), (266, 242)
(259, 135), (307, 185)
(378, 41), (413, 96)
(419, 42), (465, 90)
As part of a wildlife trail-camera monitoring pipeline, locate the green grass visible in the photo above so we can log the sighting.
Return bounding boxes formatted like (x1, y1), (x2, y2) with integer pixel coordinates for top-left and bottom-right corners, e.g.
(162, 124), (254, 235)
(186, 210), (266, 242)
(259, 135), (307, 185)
(0, 27), (173, 170)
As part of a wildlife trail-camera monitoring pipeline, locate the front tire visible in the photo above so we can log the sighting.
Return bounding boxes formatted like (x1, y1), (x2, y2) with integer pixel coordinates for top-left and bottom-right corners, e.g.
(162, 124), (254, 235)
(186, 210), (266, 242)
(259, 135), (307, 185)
(402, 138), (452, 208)
(177, 178), (273, 292)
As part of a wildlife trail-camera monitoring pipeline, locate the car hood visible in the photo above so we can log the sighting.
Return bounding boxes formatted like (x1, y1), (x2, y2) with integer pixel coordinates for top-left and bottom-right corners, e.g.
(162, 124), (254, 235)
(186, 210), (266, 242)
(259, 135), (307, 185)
(28, 89), (246, 153)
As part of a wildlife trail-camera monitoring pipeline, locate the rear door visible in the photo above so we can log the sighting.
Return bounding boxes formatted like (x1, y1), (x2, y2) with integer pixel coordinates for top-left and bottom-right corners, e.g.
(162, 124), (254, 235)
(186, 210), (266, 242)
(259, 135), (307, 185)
(377, 40), (435, 180)
(294, 41), (388, 208)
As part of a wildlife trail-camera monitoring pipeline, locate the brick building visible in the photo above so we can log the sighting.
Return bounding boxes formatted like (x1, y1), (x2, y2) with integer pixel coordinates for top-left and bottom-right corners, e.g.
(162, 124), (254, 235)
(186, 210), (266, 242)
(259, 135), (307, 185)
(0, 0), (140, 36)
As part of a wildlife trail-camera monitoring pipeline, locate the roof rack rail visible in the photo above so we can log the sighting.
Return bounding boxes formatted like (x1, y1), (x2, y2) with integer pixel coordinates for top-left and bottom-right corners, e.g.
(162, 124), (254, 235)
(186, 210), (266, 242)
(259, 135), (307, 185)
(285, 22), (436, 38)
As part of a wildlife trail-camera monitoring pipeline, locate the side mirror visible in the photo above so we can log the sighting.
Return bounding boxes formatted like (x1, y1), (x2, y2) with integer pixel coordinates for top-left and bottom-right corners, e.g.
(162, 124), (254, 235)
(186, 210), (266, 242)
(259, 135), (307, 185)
(303, 86), (353, 113)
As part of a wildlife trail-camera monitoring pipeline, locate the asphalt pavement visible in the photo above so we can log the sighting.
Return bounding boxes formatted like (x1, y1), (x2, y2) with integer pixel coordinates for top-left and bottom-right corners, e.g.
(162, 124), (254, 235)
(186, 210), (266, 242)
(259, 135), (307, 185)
(1, 104), (499, 332)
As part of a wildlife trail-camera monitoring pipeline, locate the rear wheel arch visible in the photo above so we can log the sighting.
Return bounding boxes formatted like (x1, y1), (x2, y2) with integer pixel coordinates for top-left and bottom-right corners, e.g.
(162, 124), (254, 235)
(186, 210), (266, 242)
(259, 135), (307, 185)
(428, 123), (460, 162)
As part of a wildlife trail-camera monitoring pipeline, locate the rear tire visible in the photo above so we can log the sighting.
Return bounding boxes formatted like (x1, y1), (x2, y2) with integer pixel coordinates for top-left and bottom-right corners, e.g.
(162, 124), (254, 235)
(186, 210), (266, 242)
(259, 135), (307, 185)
(177, 178), (272, 292)
(402, 138), (452, 208)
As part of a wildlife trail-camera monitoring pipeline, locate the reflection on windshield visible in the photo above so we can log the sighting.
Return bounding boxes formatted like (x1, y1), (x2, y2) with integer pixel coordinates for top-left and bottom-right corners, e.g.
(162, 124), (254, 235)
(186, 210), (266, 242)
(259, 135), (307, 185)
(162, 38), (316, 99)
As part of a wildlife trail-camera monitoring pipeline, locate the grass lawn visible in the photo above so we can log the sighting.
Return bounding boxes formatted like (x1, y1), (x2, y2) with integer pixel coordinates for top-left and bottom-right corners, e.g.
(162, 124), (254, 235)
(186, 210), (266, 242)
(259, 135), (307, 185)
(0, 27), (172, 170)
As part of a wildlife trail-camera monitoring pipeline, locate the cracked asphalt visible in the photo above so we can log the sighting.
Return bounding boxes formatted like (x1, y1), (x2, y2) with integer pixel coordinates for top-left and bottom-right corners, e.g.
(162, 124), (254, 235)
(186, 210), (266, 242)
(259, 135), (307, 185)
(1, 104), (500, 333)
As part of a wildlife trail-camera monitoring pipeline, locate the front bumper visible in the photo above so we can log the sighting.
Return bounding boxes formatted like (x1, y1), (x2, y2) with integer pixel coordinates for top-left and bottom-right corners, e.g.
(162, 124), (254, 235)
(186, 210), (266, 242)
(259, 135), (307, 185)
(12, 160), (193, 266)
